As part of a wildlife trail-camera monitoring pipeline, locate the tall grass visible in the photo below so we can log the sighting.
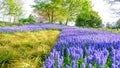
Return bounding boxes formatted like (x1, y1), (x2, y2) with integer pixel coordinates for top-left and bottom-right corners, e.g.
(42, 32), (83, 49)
(0, 30), (60, 68)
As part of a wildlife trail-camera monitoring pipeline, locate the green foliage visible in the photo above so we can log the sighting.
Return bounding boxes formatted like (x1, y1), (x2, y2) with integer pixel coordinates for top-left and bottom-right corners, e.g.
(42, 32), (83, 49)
(63, 49), (71, 66)
(33, 0), (83, 25)
(75, 0), (102, 28)
(33, 1), (58, 23)
(76, 58), (83, 68)
(116, 19), (120, 28)
(0, 47), (17, 68)
(0, 14), (35, 27)
(0, 22), (23, 27)
(20, 14), (35, 24)
(88, 28), (120, 34)
(2, 0), (22, 23)
(76, 10), (102, 28)
(106, 23), (113, 28)
(34, 0), (102, 27)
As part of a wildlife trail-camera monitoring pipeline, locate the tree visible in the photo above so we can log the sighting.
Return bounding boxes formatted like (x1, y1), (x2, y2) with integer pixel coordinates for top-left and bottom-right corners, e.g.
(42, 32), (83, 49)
(0, 0), (6, 22)
(33, 0), (83, 25)
(58, 0), (82, 25)
(116, 19), (120, 30)
(20, 14), (35, 24)
(2, 0), (22, 23)
(0, 0), (4, 10)
(33, 0), (96, 25)
(76, 10), (102, 28)
(33, 1), (59, 23)
(75, 0), (102, 28)
(106, 23), (112, 28)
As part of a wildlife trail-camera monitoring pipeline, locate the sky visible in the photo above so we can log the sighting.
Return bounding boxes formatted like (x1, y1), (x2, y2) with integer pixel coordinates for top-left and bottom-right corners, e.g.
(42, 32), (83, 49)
(22, 0), (35, 18)
(92, 0), (120, 24)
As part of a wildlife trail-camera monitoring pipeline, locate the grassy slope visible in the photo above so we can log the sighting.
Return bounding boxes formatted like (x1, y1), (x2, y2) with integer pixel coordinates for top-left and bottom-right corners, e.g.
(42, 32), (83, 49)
(0, 30), (60, 68)
(88, 28), (120, 34)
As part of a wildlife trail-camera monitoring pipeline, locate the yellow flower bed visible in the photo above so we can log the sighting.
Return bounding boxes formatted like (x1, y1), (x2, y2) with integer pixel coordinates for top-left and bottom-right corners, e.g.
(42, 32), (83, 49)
(0, 30), (60, 68)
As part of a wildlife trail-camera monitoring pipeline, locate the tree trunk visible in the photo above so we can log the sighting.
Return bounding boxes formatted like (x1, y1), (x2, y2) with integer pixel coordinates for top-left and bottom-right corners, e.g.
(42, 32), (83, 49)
(47, 10), (51, 23)
(47, 13), (50, 23)
(2, 15), (4, 22)
(17, 17), (19, 23)
(59, 21), (62, 24)
(51, 10), (54, 23)
(13, 16), (16, 23)
(117, 27), (119, 31)
(65, 18), (68, 25)
(9, 16), (12, 23)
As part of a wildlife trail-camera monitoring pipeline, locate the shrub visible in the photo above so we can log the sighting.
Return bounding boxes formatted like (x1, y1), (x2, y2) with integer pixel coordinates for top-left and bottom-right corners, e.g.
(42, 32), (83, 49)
(75, 11), (102, 28)
(20, 14), (35, 24)
(116, 19), (120, 29)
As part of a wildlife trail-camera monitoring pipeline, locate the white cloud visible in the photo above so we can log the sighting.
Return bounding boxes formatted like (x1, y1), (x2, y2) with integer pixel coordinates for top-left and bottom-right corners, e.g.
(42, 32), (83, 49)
(92, 0), (120, 24)
(22, 0), (35, 18)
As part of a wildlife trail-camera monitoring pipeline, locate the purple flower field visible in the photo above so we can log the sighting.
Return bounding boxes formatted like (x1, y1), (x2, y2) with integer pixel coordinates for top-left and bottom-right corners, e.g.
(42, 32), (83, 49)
(1, 23), (120, 68)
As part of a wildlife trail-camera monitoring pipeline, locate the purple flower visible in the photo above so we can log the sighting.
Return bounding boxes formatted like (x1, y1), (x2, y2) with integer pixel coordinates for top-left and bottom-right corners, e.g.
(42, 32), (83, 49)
(65, 65), (70, 68)
(81, 62), (86, 68)
(87, 55), (93, 64)
(71, 60), (76, 68)
(2, 23), (120, 67)
(57, 57), (64, 68)
(88, 64), (93, 68)
(42, 62), (45, 68)
(45, 57), (54, 68)
(111, 63), (116, 68)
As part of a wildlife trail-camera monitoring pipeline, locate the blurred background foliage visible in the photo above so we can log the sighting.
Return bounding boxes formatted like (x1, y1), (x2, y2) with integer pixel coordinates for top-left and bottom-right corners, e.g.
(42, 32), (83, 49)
(33, 0), (102, 27)
(0, 0), (120, 29)
(0, 0), (103, 28)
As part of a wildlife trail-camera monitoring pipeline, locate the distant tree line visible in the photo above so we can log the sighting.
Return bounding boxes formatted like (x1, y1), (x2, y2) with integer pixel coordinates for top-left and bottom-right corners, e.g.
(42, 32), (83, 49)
(0, 0), (35, 25)
(0, 0), (22, 23)
(33, 0), (102, 28)
(106, 19), (120, 30)
(0, 0), (102, 28)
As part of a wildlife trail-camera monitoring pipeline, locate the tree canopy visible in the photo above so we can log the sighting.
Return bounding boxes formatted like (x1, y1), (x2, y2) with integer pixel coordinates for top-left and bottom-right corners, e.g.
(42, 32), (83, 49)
(33, 0), (89, 25)
(75, 10), (102, 28)
(0, 0), (22, 23)
(33, 0), (102, 27)
(116, 19), (120, 28)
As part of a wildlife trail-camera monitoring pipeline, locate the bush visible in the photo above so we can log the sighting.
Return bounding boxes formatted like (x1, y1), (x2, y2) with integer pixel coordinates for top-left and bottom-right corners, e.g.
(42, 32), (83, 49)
(20, 14), (35, 24)
(116, 19), (120, 29)
(75, 11), (102, 28)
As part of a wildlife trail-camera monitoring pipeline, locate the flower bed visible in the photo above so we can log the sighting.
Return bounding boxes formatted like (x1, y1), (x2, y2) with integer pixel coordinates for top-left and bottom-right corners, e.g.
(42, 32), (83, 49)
(0, 23), (120, 68)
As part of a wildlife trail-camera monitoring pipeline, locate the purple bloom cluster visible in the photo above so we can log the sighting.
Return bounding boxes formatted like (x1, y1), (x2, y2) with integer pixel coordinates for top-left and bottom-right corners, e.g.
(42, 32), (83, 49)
(0, 23), (77, 32)
(1, 23), (120, 67)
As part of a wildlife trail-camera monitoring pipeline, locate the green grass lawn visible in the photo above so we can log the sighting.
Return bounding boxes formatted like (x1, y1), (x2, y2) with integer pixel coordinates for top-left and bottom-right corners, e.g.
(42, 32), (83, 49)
(0, 30), (60, 68)
(89, 28), (120, 34)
